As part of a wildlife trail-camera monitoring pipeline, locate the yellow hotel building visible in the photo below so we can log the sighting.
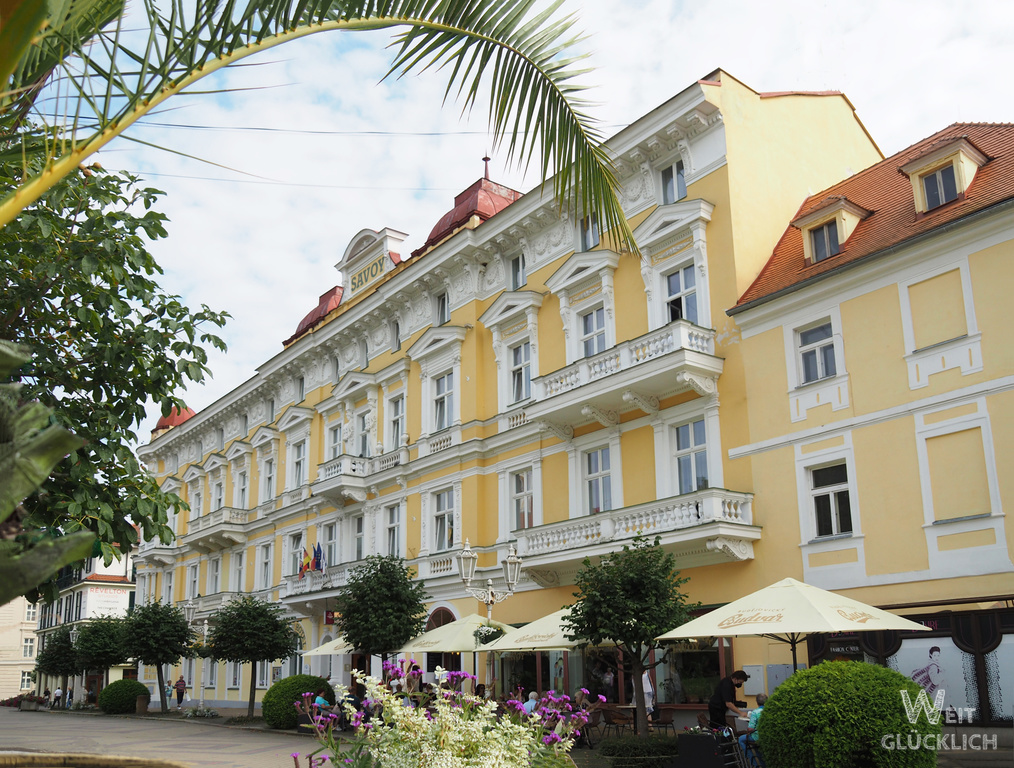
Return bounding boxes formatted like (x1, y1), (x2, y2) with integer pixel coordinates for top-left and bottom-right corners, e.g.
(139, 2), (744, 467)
(135, 71), (1013, 723)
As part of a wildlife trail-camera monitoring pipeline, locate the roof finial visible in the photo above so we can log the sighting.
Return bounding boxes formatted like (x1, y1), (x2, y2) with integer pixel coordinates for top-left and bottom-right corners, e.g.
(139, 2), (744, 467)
(482, 154), (491, 180)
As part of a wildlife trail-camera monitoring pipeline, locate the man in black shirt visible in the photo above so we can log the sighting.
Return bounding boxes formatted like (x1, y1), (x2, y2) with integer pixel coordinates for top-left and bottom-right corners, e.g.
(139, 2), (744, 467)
(708, 670), (750, 729)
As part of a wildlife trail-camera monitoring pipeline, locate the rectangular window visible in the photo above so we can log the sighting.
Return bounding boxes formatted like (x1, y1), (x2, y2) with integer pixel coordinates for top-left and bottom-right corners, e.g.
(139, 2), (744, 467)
(241, 414), (248, 435)
(662, 160), (687, 205)
(389, 396), (405, 449)
(436, 292), (450, 325)
(386, 505), (401, 557)
(187, 564), (199, 599)
(258, 544), (272, 590)
(510, 254), (527, 289)
(798, 322), (837, 384)
(329, 424), (343, 460)
(581, 308), (606, 358)
(392, 320), (401, 351)
(293, 441), (306, 486)
(675, 419), (708, 495)
(923, 164), (958, 210)
(811, 464), (853, 537)
(237, 471), (248, 509)
(162, 571), (174, 604)
(20, 671), (32, 690)
(353, 515), (364, 561)
(207, 660), (217, 688)
(208, 558), (220, 594)
(213, 482), (224, 510)
(192, 491), (202, 517)
(323, 523), (338, 566)
(358, 413), (371, 457)
(23, 637), (34, 658)
(75, 591), (82, 621)
(434, 373), (454, 431)
(263, 459), (275, 499)
(360, 340), (369, 369)
(297, 376), (305, 401)
(216, 428), (225, 451)
(232, 551), (244, 592)
(810, 221), (840, 262)
(257, 661), (269, 688)
(666, 264), (697, 324)
(229, 662), (242, 688)
(510, 342), (531, 403)
(25, 604), (36, 622)
(267, 398), (275, 423)
(512, 469), (534, 530)
(434, 489), (454, 551)
(585, 447), (612, 514)
(288, 533), (303, 576)
(185, 658), (195, 686)
(580, 214), (600, 251)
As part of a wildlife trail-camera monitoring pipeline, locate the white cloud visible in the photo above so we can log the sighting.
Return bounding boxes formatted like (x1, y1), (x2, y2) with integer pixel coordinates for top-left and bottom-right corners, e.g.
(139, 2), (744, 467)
(96, 1), (1014, 442)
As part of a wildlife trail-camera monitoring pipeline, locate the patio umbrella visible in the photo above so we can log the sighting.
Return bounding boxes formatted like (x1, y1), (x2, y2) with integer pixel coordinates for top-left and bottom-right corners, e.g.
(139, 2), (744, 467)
(398, 613), (514, 654)
(302, 636), (355, 656)
(485, 608), (587, 652)
(656, 577), (929, 668)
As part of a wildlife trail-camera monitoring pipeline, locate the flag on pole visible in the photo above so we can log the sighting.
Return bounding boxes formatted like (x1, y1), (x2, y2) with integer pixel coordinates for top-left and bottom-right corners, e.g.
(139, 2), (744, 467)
(298, 547), (311, 579)
(313, 542), (325, 572)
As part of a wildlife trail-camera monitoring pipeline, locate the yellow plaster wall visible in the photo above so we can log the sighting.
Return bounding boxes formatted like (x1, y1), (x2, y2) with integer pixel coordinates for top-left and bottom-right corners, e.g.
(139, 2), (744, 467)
(541, 450), (569, 525)
(613, 253), (649, 343)
(405, 493), (422, 560)
(839, 285), (908, 414)
(737, 326), (789, 450)
(854, 418), (929, 575)
(986, 389), (1014, 555)
(620, 425), (656, 506)
(537, 292), (566, 374)
(970, 239), (1014, 377)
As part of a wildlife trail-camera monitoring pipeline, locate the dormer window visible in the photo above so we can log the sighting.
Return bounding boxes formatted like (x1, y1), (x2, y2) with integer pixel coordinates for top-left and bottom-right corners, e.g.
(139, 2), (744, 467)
(900, 136), (988, 214)
(922, 164), (958, 210)
(661, 160), (687, 205)
(810, 221), (840, 263)
(579, 214), (599, 251)
(792, 198), (870, 265)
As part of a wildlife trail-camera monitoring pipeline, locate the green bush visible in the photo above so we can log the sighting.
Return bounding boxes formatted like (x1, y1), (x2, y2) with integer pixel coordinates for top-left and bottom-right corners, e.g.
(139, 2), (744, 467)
(598, 734), (680, 768)
(97, 679), (151, 715)
(758, 661), (941, 768)
(261, 674), (334, 729)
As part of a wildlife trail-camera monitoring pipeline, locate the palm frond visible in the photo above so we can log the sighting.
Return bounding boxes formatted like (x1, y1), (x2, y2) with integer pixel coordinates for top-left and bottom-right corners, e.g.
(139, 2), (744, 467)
(0, 0), (634, 253)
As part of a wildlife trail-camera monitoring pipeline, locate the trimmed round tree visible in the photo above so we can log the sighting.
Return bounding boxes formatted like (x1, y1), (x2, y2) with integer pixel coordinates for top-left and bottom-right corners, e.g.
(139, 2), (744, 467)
(758, 661), (942, 768)
(262, 674), (335, 730)
(97, 678), (151, 714)
(208, 596), (299, 718)
(122, 601), (190, 713)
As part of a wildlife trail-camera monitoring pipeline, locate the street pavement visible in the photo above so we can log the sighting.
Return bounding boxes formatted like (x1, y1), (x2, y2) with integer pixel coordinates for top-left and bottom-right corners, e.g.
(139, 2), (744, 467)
(0, 707), (317, 768)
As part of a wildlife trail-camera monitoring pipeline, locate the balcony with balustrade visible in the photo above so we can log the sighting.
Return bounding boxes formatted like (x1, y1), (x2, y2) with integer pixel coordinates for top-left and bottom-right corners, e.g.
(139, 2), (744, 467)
(178, 506), (251, 553)
(524, 320), (724, 431)
(513, 487), (759, 579)
(312, 454), (372, 504)
(136, 537), (184, 566)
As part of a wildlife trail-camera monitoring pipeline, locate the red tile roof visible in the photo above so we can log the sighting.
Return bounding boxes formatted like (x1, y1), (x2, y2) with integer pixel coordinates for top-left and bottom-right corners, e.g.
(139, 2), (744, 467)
(732, 123), (1014, 312)
(284, 285), (344, 345)
(412, 177), (523, 258)
(152, 405), (196, 435)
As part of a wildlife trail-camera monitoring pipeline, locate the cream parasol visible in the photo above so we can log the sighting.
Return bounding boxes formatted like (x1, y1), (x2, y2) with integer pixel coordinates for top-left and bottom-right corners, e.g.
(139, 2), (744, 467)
(302, 636), (356, 656)
(657, 577), (929, 669)
(485, 608), (596, 652)
(398, 613), (514, 654)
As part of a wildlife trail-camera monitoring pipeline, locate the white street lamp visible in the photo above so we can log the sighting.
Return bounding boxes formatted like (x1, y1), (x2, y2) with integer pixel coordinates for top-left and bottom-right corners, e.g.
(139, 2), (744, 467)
(182, 599), (209, 710)
(457, 540), (522, 695)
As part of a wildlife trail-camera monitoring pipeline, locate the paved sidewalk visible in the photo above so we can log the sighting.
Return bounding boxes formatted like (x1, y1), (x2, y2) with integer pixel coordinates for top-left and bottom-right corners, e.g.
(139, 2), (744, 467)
(0, 707), (316, 768)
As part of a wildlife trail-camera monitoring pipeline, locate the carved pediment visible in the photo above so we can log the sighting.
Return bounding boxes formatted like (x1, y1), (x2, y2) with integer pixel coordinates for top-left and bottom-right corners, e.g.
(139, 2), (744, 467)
(478, 290), (545, 330)
(181, 464), (206, 483)
(406, 325), (468, 363)
(631, 199), (714, 252)
(277, 405), (313, 432)
(250, 426), (280, 450)
(202, 453), (228, 473)
(161, 476), (183, 495)
(225, 440), (253, 462)
(333, 371), (377, 403)
(545, 249), (620, 294)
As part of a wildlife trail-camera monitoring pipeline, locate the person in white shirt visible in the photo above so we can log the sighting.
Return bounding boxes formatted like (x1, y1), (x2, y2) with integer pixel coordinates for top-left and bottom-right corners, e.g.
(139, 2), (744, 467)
(523, 691), (539, 714)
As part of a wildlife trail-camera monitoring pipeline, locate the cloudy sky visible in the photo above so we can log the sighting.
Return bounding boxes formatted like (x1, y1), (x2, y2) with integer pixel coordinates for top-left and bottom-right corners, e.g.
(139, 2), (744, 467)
(98, 0), (1014, 443)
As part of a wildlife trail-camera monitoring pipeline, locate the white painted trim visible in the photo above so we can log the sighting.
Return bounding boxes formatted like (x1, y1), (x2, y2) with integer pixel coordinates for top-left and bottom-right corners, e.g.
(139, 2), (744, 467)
(781, 306), (850, 422)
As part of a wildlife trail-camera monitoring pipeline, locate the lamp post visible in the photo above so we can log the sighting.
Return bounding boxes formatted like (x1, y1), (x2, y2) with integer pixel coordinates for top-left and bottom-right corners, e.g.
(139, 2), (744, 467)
(183, 600), (209, 710)
(456, 540), (522, 693)
(68, 627), (79, 708)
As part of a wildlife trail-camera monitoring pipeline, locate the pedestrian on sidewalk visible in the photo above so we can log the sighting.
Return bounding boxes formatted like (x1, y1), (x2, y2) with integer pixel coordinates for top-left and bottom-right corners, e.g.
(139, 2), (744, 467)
(53, 686), (63, 709)
(174, 676), (186, 710)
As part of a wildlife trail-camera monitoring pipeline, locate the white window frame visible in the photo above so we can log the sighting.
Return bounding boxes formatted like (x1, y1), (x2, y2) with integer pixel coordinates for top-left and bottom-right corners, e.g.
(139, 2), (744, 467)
(661, 159), (687, 205)
(186, 564), (199, 600)
(328, 422), (343, 460)
(257, 660), (269, 688)
(664, 262), (699, 325)
(23, 637), (34, 658)
(922, 164), (958, 210)
(231, 550), (245, 592)
(797, 320), (837, 385)
(256, 543), (273, 591)
(352, 515), (365, 561)
(584, 445), (613, 515)
(407, 326), (466, 448)
(388, 394), (405, 450)
(322, 521), (339, 567)
(511, 468), (534, 530)
(567, 429), (624, 520)
(207, 659), (217, 688)
(433, 488), (455, 552)
(479, 292), (543, 414)
(545, 250), (619, 365)
(795, 435), (865, 589)
(433, 371), (454, 432)
(213, 481), (224, 511)
(26, 603), (36, 622)
(287, 531), (304, 577)
(386, 503), (403, 557)
(208, 557), (221, 594)
(185, 657), (195, 687)
(809, 462), (853, 538)
(191, 490), (203, 518)
(291, 440), (307, 488)
(673, 418), (709, 496)
(20, 671), (32, 690)
(579, 306), (607, 359)
(357, 411), (371, 458)
(435, 291), (450, 325)
(162, 570), (174, 604)
(509, 341), (532, 403)
(236, 470), (248, 509)
(297, 375), (306, 402)
(228, 661), (242, 689)
(262, 459), (275, 501)
(782, 307), (849, 423)
(510, 253), (527, 289)
(579, 213), (599, 251)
